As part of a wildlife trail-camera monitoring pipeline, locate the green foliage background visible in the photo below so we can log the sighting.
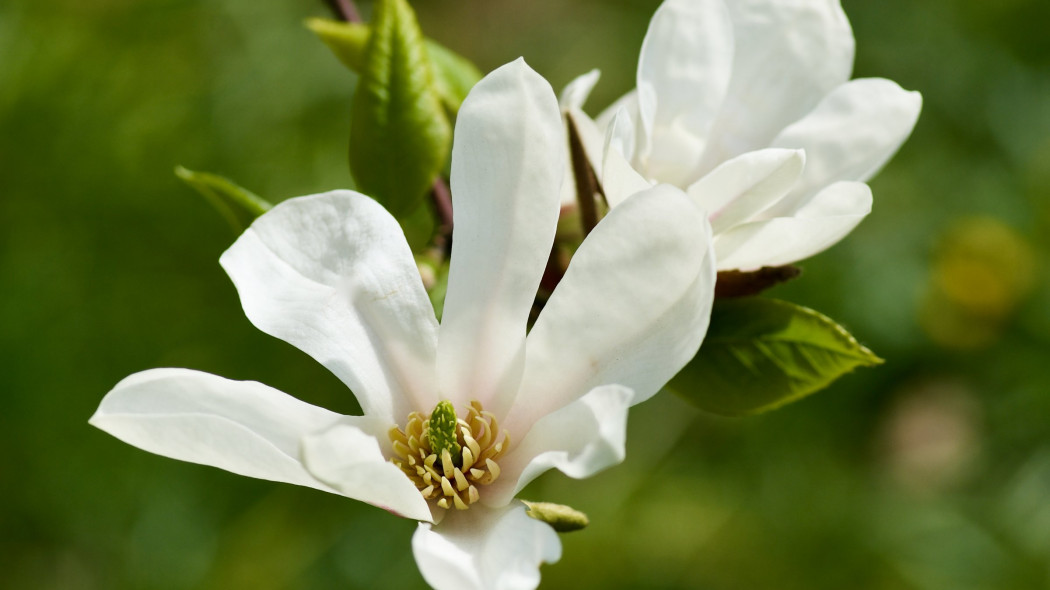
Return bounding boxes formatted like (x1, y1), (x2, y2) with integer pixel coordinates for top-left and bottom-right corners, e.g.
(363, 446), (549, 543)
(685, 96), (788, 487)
(2, 0), (1050, 588)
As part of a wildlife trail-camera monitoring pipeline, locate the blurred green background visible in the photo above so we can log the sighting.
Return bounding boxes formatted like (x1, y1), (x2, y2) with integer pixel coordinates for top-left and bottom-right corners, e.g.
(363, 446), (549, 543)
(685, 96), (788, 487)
(3, 0), (1049, 588)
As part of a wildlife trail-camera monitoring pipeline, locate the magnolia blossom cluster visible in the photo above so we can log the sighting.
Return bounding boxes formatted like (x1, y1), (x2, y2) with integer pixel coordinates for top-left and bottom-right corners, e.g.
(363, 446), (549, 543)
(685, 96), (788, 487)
(91, 1), (919, 589)
(93, 60), (715, 589)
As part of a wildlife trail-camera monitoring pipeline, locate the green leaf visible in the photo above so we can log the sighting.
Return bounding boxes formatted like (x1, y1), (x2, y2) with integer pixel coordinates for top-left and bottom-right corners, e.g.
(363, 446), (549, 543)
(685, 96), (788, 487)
(424, 39), (482, 112)
(671, 298), (883, 416)
(306, 18), (370, 72)
(348, 0), (451, 218)
(175, 166), (271, 233)
(306, 17), (481, 114)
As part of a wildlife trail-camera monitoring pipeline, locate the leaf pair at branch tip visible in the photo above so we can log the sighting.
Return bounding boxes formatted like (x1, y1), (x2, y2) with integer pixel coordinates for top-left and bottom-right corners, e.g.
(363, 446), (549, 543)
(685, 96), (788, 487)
(307, 17), (482, 114)
(308, 7), (485, 221)
(326, 0), (454, 219)
(671, 297), (883, 417)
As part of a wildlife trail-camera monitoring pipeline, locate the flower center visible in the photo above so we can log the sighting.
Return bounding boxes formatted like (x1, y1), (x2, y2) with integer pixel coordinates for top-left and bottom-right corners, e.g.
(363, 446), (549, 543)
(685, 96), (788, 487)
(388, 400), (510, 510)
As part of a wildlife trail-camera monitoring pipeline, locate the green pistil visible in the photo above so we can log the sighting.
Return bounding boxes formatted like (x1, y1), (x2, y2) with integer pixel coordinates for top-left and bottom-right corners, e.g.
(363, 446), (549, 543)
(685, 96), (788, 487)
(428, 400), (462, 468)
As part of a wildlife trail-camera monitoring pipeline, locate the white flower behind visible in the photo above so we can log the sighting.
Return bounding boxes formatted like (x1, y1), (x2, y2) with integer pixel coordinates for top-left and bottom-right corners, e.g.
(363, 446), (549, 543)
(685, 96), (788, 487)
(91, 59), (716, 590)
(566, 0), (922, 271)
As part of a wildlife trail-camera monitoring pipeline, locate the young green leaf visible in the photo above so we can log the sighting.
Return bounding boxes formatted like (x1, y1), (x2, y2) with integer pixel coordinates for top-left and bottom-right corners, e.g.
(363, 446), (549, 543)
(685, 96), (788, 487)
(424, 40), (482, 112)
(174, 166), (271, 233)
(671, 298), (883, 416)
(306, 18), (370, 72)
(348, 0), (451, 218)
(306, 17), (482, 113)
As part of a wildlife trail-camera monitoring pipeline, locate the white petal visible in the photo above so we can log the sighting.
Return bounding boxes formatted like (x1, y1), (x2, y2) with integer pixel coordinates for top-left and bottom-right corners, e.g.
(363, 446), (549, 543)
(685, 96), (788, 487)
(90, 368), (342, 493)
(596, 91), (646, 178)
(508, 184), (716, 432)
(438, 58), (564, 409)
(699, 0), (855, 169)
(765, 78), (922, 216)
(220, 191), (438, 425)
(412, 503), (561, 590)
(714, 181), (872, 270)
(301, 421), (433, 522)
(687, 148), (806, 233)
(601, 109), (653, 208)
(558, 165), (578, 208)
(483, 384), (633, 508)
(636, 0), (734, 185)
(568, 108), (606, 184)
(595, 89), (638, 133)
(559, 71), (605, 198)
(558, 69), (600, 111)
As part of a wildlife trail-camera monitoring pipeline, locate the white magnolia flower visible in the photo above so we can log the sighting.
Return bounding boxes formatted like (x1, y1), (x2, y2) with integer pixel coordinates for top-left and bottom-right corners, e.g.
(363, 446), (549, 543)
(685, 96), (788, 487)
(91, 59), (715, 590)
(565, 0), (922, 271)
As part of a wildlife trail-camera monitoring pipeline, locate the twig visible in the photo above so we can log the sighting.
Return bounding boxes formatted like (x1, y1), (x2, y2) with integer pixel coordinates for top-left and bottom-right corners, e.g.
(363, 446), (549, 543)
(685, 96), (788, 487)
(431, 177), (454, 251)
(323, 0), (362, 23)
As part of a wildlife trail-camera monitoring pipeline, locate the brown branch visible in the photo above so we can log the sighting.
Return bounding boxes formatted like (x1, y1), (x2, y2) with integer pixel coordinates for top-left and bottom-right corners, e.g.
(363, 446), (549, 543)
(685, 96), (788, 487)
(431, 176), (454, 255)
(324, 0), (362, 23)
(431, 176), (454, 229)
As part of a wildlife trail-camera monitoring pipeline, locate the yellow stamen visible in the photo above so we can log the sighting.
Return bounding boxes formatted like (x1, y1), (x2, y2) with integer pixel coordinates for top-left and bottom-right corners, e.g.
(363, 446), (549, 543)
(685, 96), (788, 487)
(453, 468), (468, 491)
(388, 400), (510, 513)
(461, 446), (476, 471)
